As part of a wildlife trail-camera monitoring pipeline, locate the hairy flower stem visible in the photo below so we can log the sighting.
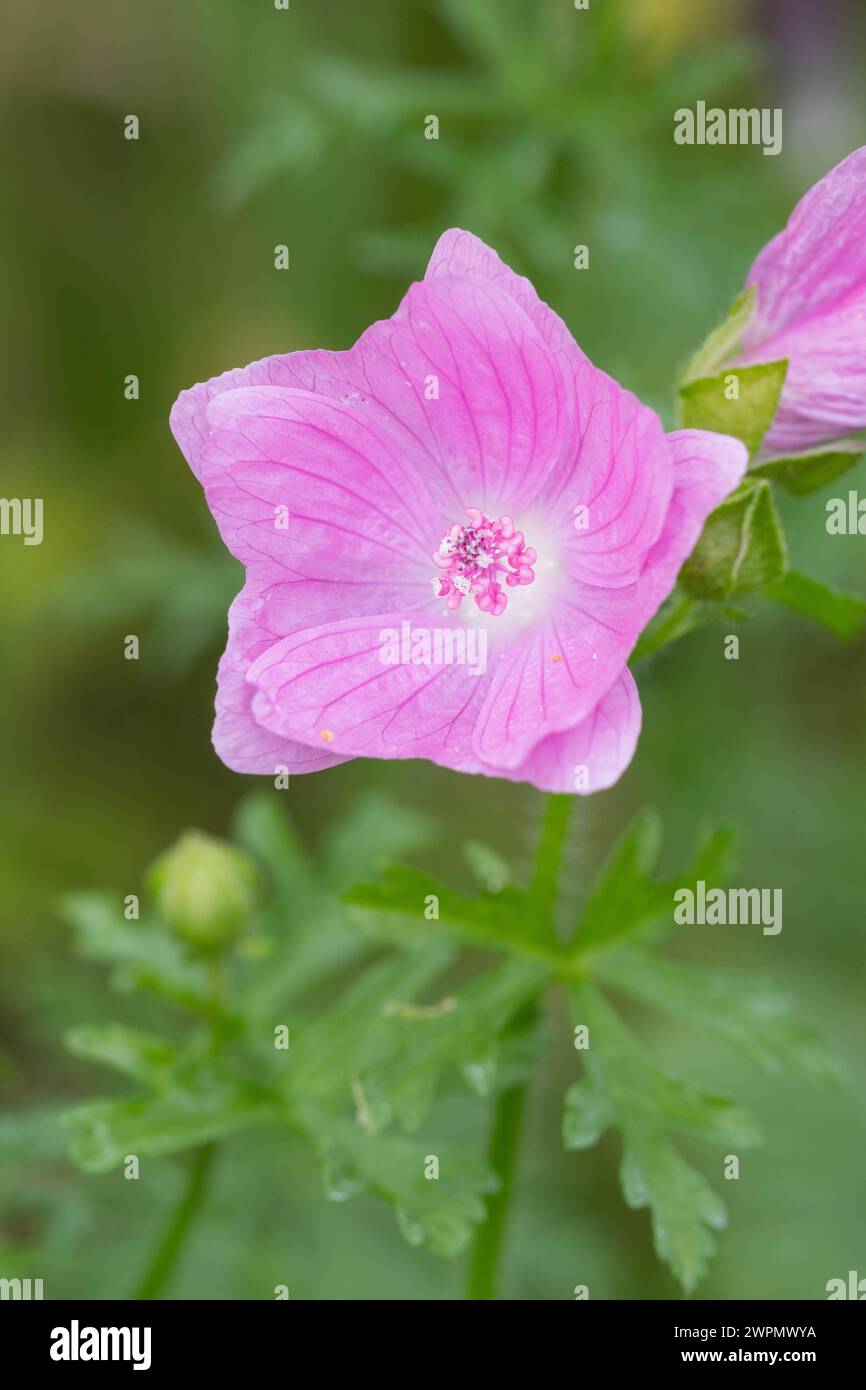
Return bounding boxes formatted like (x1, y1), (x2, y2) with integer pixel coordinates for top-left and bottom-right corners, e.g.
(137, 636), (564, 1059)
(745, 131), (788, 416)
(466, 794), (575, 1300)
(134, 956), (225, 1300)
(530, 793), (574, 928)
(134, 1142), (217, 1300)
(466, 1079), (528, 1300)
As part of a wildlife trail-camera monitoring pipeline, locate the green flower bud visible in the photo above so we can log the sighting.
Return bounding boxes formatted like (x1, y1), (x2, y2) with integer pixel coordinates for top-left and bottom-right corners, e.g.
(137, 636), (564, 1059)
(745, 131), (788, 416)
(148, 830), (258, 951)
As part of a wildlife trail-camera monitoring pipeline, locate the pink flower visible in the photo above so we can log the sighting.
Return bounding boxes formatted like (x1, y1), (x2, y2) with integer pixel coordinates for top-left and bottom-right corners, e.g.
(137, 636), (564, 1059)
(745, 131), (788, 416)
(171, 230), (745, 794)
(735, 146), (866, 455)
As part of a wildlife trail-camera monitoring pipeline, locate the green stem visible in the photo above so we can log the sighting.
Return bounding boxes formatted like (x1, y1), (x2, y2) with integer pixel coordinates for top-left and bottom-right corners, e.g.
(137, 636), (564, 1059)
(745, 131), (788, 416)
(466, 1080), (528, 1300)
(631, 589), (703, 662)
(466, 794), (575, 1300)
(530, 793), (574, 926)
(134, 1143), (216, 1300)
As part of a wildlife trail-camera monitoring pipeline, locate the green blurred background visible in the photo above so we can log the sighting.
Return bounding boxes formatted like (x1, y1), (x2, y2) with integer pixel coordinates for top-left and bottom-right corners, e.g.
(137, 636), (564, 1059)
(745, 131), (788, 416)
(1, 0), (864, 1299)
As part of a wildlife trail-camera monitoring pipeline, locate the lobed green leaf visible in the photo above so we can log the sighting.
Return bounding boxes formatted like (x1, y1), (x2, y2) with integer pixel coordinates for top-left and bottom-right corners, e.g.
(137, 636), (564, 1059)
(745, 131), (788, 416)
(565, 984), (757, 1291)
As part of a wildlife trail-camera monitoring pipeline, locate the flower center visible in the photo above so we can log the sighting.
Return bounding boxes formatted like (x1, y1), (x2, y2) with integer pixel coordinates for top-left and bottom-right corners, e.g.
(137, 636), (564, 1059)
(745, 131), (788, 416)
(431, 508), (537, 617)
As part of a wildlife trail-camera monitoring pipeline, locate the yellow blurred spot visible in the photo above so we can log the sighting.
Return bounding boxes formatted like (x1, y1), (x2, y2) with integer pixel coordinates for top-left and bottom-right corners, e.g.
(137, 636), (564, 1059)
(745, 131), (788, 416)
(320, 729), (334, 742)
(627, 0), (746, 65)
(551, 653), (564, 663)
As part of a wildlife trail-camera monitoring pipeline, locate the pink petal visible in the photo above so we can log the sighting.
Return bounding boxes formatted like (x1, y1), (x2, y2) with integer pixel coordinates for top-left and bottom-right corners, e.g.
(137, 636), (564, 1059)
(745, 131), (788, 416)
(202, 384), (439, 576)
(172, 354), (369, 774)
(637, 428), (748, 612)
(472, 428), (746, 770)
(425, 228), (585, 370)
(171, 349), (368, 484)
(243, 607), (640, 794)
(172, 266), (569, 530)
(426, 229), (597, 512)
(471, 601), (629, 769)
(737, 145), (866, 452)
(245, 612), (492, 773)
(357, 273), (569, 516)
(172, 358), (449, 777)
(538, 356), (673, 587)
(172, 336), (490, 646)
(495, 669), (641, 794)
(201, 384), (455, 775)
(214, 580), (348, 776)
